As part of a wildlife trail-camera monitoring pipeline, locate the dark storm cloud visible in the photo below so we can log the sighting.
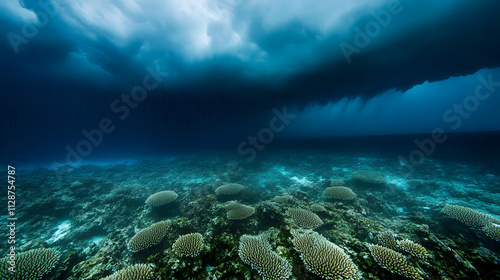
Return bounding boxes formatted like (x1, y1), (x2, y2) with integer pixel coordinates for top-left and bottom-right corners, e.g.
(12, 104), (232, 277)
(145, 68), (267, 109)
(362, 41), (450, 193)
(1, 0), (500, 131)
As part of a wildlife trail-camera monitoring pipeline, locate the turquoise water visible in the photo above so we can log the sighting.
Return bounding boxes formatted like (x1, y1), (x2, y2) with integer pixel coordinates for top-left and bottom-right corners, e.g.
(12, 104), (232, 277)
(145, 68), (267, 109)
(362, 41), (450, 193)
(3, 144), (500, 279)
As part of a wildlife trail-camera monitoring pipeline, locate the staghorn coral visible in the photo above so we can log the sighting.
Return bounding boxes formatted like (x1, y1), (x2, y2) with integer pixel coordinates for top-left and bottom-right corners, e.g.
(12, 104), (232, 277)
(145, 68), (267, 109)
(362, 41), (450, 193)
(324, 186), (357, 200)
(0, 248), (60, 280)
(238, 233), (292, 280)
(330, 179), (345, 186)
(215, 183), (245, 195)
(369, 245), (423, 280)
(397, 239), (428, 259)
(145, 190), (178, 206)
(287, 208), (324, 228)
(291, 229), (359, 280)
(225, 201), (255, 220)
(100, 263), (153, 280)
(376, 231), (399, 250)
(172, 233), (203, 257)
(351, 170), (386, 184)
(441, 204), (497, 228)
(128, 220), (171, 252)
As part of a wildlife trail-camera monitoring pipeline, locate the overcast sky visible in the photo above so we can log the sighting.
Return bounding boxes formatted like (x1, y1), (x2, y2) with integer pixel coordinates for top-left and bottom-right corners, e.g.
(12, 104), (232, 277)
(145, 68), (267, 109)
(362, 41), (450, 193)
(1, 0), (500, 162)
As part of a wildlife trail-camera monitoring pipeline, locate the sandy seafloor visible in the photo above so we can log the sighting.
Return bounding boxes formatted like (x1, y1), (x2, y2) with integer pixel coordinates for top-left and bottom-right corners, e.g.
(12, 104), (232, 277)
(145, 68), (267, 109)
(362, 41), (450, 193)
(2, 150), (500, 280)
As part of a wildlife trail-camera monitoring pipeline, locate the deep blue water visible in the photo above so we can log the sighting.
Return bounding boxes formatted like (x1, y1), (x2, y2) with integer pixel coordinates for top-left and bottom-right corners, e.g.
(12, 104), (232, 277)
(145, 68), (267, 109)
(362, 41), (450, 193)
(2, 1), (500, 279)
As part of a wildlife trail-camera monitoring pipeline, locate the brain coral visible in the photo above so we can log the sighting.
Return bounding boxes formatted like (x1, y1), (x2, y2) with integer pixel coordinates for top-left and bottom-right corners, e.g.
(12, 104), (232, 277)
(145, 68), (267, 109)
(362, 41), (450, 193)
(100, 263), (153, 280)
(238, 233), (293, 280)
(128, 220), (171, 252)
(225, 201), (256, 220)
(291, 229), (359, 280)
(215, 183), (245, 195)
(0, 248), (59, 280)
(369, 244), (423, 280)
(145, 190), (178, 206)
(324, 186), (357, 200)
(441, 204), (498, 227)
(172, 233), (204, 257)
(351, 170), (386, 184)
(287, 208), (324, 228)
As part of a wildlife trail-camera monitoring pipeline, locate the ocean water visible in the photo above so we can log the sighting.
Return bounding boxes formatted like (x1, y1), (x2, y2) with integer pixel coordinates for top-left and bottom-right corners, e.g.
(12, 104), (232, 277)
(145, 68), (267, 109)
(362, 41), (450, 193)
(3, 1), (500, 279)
(2, 132), (499, 279)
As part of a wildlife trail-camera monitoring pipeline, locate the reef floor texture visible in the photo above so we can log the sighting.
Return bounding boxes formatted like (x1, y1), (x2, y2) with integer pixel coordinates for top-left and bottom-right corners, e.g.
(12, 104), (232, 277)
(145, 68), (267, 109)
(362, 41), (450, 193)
(2, 152), (500, 279)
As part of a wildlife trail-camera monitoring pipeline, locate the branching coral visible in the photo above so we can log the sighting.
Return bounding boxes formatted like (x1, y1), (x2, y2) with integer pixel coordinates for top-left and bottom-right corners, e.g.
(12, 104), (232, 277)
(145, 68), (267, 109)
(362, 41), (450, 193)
(441, 204), (497, 227)
(287, 208), (324, 228)
(100, 263), (153, 280)
(172, 233), (203, 257)
(291, 229), (359, 280)
(225, 201), (255, 220)
(238, 233), (292, 280)
(369, 245), (423, 280)
(324, 186), (357, 200)
(0, 248), (60, 280)
(397, 239), (428, 259)
(128, 220), (171, 252)
(376, 231), (399, 250)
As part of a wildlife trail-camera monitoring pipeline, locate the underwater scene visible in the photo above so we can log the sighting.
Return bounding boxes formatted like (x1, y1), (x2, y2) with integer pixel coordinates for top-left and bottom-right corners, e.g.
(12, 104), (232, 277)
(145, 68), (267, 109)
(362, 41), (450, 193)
(2, 0), (500, 279)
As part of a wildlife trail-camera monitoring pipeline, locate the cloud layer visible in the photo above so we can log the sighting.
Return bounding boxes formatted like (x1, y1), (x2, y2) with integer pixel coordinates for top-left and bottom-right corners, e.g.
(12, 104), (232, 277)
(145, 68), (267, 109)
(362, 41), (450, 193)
(1, 0), (500, 161)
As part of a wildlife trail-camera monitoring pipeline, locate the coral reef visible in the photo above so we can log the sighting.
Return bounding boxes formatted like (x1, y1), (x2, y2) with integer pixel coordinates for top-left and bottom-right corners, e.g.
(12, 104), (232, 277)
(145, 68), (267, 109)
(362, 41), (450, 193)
(291, 229), (360, 280)
(272, 195), (294, 204)
(442, 204), (500, 241)
(369, 245), (423, 280)
(238, 232), (292, 280)
(441, 204), (498, 227)
(127, 220), (171, 252)
(397, 239), (428, 259)
(0, 248), (60, 280)
(172, 233), (204, 257)
(100, 263), (153, 280)
(309, 203), (327, 212)
(215, 183), (245, 195)
(482, 224), (500, 241)
(324, 186), (357, 200)
(7, 155), (500, 279)
(225, 201), (256, 220)
(286, 208), (324, 228)
(351, 170), (386, 184)
(376, 231), (399, 250)
(330, 179), (345, 186)
(145, 191), (178, 206)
